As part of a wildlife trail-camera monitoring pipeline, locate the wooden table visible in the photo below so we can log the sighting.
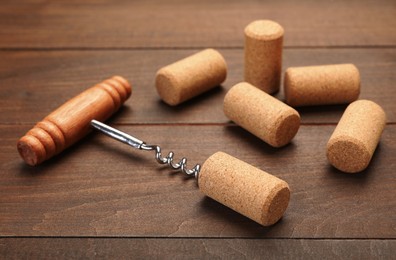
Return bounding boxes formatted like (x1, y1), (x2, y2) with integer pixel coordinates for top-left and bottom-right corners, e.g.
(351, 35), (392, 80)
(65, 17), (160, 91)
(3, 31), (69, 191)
(1, 0), (395, 258)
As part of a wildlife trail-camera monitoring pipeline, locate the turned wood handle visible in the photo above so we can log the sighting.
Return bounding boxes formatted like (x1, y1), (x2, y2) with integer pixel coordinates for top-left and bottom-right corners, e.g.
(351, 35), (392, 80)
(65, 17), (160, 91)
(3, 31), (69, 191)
(17, 76), (132, 166)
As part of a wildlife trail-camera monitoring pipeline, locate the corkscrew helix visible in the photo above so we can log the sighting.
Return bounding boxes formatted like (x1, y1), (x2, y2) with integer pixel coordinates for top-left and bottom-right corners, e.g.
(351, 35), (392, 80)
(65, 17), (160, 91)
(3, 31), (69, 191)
(90, 120), (201, 179)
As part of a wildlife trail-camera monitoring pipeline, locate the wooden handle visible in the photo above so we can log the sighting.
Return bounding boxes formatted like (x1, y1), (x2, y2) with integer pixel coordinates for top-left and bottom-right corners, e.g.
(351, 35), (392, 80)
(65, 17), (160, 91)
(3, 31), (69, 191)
(17, 76), (132, 166)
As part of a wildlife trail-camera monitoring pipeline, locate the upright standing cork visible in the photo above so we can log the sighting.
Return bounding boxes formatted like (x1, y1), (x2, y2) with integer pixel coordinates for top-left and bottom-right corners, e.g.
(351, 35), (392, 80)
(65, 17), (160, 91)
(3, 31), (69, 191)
(327, 100), (386, 173)
(198, 152), (290, 226)
(244, 20), (284, 94)
(17, 76), (132, 166)
(284, 64), (360, 107)
(224, 82), (300, 147)
(155, 48), (227, 106)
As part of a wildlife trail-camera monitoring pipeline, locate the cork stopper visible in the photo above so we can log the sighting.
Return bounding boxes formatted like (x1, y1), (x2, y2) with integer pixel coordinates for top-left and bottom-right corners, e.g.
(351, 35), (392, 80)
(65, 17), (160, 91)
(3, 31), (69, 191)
(244, 20), (284, 94)
(284, 64), (360, 107)
(326, 100), (386, 173)
(17, 76), (132, 166)
(155, 48), (227, 106)
(198, 152), (290, 226)
(224, 82), (300, 147)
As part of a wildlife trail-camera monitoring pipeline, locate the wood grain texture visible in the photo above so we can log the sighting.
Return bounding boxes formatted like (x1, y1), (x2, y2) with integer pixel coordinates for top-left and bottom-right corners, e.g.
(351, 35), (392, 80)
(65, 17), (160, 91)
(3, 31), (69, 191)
(1, 238), (395, 259)
(1, 124), (395, 238)
(1, 0), (395, 258)
(0, 0), (395, 48)
(0, 48), (395, 125)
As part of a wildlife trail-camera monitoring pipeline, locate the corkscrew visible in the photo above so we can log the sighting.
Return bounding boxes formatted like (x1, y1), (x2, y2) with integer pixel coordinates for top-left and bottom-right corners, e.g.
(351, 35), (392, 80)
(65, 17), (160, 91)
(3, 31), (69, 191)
(90, 119), (290, 227)
(90, 120), (201, 179)
(17, 76), (289, 227)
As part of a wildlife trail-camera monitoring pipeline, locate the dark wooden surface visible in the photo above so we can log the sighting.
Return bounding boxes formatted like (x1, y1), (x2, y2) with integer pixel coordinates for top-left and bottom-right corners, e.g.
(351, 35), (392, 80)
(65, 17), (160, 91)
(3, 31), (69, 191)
(1, 0), (395, 258)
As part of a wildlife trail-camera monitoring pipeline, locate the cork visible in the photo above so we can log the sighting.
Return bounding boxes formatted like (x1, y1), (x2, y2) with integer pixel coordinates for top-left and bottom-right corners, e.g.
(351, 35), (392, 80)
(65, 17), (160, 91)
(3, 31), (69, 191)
(198, 152), (290, 226)
(244, 20), (284, 94)
(224, 82), (300, 147)
(327, 100), (386, 173)
(155, 48), (227, 106)
(284, 64), (360, 107)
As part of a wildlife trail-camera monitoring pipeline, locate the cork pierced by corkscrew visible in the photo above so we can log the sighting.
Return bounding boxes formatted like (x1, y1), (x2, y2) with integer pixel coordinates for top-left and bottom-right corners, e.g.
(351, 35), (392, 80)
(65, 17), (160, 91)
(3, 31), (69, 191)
(17, 20), (386, 227)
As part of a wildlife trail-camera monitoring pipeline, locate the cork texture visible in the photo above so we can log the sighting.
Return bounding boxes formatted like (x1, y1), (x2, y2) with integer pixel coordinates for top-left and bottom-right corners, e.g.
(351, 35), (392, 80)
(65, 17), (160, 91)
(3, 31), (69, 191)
(155, 48), (227, 106)
(284, 64), (360, 107)
(244, 20), (284, 94)
(198, 152), (290, 226)
(327, 100), (386, 173)
(224, 82), (300, 147)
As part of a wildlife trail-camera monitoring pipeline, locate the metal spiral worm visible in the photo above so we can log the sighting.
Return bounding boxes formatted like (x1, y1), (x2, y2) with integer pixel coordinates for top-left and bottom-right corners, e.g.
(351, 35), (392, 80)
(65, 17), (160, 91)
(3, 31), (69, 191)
(91, 120), (201, 179)
(141, 144), (201, 178)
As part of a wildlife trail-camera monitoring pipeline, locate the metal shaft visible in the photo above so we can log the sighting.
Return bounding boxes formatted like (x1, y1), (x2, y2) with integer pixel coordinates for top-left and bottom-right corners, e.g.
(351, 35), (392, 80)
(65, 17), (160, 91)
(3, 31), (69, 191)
(91, 120), (201, 178)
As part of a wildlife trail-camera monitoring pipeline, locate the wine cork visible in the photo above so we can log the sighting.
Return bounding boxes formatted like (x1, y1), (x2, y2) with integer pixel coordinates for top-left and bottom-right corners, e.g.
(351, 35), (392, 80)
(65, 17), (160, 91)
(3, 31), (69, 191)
(284, 64), (360, 107)
(244, 20), (284, 94)
(198, 152), (290, 226)
(327, 100), (386, 173)
(155, 48), (227, 106)
(224, 82), (300, 147)
(17, 76), (132, 166)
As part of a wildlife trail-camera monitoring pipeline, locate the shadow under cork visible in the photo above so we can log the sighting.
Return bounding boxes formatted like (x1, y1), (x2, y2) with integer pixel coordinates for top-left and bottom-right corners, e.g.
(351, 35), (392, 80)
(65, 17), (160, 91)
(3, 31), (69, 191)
(295, 104), (348, 123)
(198, 196), (286, 237)
(324, 142), (383, 185)
(223, 124), (298, 157)
(156, 85), (225, 112)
